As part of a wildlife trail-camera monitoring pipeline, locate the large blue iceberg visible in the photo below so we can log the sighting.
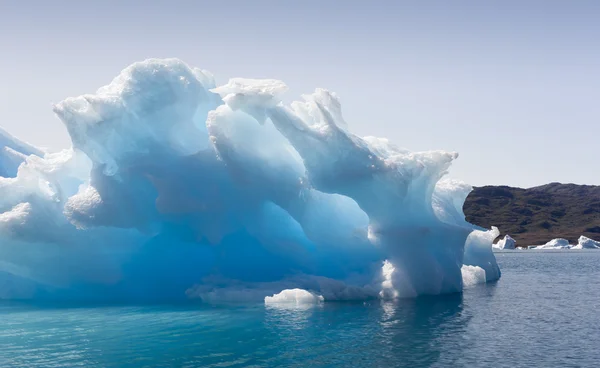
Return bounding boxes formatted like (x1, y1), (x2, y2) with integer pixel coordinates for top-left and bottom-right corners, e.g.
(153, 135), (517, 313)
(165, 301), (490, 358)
(0, 59), (500, 302)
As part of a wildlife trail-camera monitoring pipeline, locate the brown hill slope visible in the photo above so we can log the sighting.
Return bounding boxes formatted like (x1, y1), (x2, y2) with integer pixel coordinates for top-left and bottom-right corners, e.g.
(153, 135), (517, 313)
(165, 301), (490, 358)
(463, 183), (600, 246)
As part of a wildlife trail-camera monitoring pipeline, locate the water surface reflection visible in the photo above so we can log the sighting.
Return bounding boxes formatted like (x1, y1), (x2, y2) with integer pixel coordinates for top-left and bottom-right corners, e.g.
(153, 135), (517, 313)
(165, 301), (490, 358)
(262, 294), (468, 367)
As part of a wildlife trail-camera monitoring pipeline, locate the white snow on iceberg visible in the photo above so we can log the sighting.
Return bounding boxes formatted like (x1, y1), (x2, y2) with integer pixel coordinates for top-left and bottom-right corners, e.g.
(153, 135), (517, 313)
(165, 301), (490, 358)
(0, 58), (501, 302)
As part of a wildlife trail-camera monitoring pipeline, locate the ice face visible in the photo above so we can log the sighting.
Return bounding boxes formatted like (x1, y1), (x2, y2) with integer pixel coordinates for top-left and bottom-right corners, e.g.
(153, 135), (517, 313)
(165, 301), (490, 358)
(0, 58), (500, 302)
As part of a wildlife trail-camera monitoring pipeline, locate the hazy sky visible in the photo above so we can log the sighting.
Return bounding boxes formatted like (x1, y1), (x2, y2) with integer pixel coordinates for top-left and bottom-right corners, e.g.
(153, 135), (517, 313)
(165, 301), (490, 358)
(1, 0), (598, 188)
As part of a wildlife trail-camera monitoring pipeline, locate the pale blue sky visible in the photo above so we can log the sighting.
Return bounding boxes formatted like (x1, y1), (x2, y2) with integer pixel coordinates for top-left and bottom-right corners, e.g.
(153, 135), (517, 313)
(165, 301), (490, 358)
(1, 0), (598, 188)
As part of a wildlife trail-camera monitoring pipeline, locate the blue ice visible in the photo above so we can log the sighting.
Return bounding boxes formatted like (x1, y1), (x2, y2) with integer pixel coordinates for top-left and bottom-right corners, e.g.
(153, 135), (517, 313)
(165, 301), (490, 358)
(0, 59), (500, 302)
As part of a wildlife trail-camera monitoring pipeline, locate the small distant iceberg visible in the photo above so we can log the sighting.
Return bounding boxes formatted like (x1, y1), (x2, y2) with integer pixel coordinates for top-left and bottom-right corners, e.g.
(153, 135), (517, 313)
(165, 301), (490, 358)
(571, 236), (600, 249)
(533, 238), (571, 250)
(532, 236), (600, 250)
(493, 235), (516, 250)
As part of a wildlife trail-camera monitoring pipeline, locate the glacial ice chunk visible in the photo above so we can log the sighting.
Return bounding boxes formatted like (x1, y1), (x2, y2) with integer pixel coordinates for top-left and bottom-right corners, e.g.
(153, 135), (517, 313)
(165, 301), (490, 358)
(464, 227), (501, 282)
(461, 265), (487, 287)
(493, 235), (516, 250)
(533, 238), (572, 250)
(0, 58), (501, 301)
(265, 288), (324, 304)
(571, 236), (600, 249)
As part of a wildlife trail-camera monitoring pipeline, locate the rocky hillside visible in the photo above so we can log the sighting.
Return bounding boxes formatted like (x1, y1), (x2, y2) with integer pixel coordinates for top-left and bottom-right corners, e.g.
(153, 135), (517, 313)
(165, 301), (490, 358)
(463, 183), (600, 246)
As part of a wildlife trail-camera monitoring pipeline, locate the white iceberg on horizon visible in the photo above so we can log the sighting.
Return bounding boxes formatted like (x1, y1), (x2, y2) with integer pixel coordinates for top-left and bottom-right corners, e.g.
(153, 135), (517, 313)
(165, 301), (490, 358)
(571, 236), (600, 249)
(493, 235), (516, 250)
(533, 238), (572, 250)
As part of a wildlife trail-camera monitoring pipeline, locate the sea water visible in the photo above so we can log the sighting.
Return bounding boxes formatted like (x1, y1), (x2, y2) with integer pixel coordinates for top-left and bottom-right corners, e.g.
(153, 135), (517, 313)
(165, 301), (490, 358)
(1, 251), (599, 367)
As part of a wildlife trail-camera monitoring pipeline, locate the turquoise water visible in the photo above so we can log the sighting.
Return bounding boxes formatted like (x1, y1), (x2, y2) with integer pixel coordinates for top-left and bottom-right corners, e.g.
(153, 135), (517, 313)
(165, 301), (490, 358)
(1, 251), (599, 367)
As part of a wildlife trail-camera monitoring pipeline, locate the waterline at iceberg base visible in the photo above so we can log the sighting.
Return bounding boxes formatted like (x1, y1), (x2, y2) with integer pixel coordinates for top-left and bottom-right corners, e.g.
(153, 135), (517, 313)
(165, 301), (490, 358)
(0, 59), (500, 302)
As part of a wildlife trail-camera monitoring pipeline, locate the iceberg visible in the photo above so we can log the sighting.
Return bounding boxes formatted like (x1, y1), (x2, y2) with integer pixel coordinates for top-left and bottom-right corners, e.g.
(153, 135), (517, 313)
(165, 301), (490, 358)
(533, 238), (572, 250)
(571, 236), (600, 249)
(493, 234), (516, 250)
(533, 236), (599, 250)
(0, 58), (500, 302)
